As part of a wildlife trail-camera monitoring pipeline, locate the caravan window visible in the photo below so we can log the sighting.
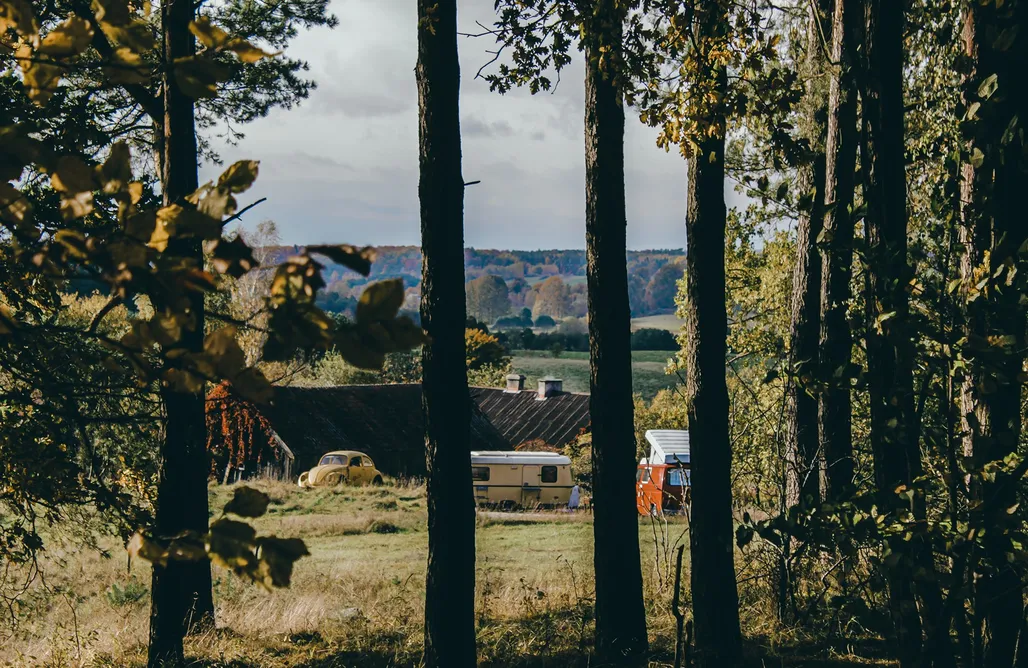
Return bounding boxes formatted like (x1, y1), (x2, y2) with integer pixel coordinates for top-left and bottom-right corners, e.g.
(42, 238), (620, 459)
(472, 466), (490, 481)
(668, 468), (690, 486)
(541, 466), (558, 483)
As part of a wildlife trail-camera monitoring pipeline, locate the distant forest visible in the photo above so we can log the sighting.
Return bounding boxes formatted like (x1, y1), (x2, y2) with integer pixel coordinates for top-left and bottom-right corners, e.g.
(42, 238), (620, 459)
(267, 246), (687, 322)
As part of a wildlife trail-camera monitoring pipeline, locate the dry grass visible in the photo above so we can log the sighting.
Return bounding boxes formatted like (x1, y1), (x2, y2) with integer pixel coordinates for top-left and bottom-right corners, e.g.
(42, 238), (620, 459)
(0, 481), (891, 667)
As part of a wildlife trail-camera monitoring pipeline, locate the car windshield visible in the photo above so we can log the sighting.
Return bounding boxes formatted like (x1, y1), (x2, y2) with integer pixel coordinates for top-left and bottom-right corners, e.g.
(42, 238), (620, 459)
(667, 468), (690, 487)
(319, 455), (346, 466)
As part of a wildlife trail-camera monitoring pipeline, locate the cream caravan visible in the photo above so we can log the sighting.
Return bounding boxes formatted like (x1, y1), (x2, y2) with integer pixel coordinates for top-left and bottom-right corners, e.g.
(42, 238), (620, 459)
(470, 451), (574, 509)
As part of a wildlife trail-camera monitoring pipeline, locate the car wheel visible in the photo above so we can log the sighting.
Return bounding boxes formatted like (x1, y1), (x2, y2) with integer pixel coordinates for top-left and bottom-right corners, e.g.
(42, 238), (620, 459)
(372, 475), (384, 485)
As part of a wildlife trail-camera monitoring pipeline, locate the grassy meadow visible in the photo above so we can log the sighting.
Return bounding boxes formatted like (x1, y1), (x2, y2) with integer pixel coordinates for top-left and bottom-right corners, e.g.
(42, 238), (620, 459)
(510, 350), (679, 399)
(0, 480), (890, 667)
(629, 315), (682, 333)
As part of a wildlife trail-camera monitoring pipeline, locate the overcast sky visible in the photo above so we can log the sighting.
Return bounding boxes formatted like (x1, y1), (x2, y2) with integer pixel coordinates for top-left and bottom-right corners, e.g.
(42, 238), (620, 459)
(201, 0), (699, 251)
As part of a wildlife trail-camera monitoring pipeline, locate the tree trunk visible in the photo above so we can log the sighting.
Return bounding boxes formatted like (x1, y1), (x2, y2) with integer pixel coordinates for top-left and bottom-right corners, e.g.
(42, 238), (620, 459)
(819, 0), (862, 503)
(786, 0), (831, 508)
(685, 5), (742, 667)
(583, 0), (648, 659)
(147, 0), (214, 664)
(860, 2), (936, 665)
(416, 1), (476, 666)
(959, 3), (1028, 665)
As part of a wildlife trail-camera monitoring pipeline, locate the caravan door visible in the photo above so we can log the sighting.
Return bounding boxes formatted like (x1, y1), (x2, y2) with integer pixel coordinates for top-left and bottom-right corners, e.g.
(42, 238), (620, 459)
(521, 465), (542, 508)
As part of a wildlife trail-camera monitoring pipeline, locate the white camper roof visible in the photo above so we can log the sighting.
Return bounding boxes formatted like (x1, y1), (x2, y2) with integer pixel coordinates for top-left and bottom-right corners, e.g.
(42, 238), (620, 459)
(470, 451), (572, 466)
(645, 430), (690, 465)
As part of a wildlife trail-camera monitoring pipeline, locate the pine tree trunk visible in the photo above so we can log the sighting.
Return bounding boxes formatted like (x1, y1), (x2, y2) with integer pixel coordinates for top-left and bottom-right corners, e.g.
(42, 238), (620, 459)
(148, 0), (214, 664)
(416, 1), (476, 666)
(859, 2), (928, 664)
(819, 0), (862, 503)
(959, 3), (1028, 665)
(583, 0), (648, 658)
(685, 5), (742, 666)
(786, 0), (831, 508)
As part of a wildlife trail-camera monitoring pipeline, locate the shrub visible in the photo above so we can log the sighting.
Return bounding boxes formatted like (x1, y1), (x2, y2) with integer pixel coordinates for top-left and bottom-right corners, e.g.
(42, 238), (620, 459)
(535, 314), (556, 329)
(106, 580), (148, 607)
(631, 327), (678, 351)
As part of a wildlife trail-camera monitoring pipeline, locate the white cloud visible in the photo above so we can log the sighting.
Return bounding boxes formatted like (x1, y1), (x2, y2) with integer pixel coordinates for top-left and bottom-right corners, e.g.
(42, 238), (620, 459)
(203, 0), (701, 251)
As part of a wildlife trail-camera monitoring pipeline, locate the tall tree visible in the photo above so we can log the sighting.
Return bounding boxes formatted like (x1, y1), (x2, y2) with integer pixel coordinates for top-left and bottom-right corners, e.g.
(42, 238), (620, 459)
(416, 0), (476, 666)
(466, 274), (511, 324)
(148, 0), (213, 663)
(534, 275), (572, 318)
(818, 0), (863, 502)
(684, 2), (743, 665)
(958, 0), (1028, 663)
(786, 0), (832, 507)
(859, 2), (940, 664)
(582, 0), (648, 658)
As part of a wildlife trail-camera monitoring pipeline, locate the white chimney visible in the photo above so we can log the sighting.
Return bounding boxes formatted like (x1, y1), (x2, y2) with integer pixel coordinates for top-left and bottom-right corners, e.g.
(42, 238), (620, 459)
(505, 374), (526, 393)
(537, 377), (563, 399)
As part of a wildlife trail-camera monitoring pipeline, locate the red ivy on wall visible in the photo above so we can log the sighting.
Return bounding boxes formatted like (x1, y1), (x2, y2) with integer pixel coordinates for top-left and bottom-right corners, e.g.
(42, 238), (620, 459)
(206, 381), (283, 479)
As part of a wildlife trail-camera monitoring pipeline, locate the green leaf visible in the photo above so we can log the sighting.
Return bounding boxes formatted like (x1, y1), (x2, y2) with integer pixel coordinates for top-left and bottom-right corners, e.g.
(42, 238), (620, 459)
(223, 486), (270, 518)
(978, 73), (999, 100)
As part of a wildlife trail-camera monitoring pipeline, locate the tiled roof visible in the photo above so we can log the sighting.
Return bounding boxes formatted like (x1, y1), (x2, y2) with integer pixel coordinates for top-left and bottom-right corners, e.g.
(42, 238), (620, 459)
(207, 384), (510, 477)
(469, 387), (591, 449)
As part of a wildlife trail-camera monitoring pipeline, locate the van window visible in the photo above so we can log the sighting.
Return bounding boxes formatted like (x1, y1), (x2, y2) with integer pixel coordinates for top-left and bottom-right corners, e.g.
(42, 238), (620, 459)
(349, 456), (362, 467)
(637, 468), (651, 483)
(668, 468), (690, 486)
(541, 466), (558, 483)
(472, 466), (490, 481)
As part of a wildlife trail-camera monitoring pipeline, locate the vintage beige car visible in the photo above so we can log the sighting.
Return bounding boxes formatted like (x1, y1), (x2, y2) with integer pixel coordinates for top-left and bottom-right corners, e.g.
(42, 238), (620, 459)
(297, 450), (384, 488)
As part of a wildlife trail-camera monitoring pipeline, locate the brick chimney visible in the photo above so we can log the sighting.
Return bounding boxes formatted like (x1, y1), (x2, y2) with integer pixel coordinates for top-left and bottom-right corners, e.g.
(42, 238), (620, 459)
(537, 377), (563, 399)
(505, 374), (526, 393)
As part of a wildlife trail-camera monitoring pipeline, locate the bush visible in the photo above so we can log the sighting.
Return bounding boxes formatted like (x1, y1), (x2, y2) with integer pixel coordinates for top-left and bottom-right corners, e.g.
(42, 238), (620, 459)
(466, 329), (509, 369)
(106, 580), (148, 607)
(535, 314), (556, 329)
(557, 317), (587, 336)
(631, 327), (678, 351)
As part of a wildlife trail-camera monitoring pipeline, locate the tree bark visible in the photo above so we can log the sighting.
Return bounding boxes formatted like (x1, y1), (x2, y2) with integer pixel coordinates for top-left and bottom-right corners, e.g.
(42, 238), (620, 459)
(685, 5), (742, 667)
(583, 0), (648, 659)
(819, 0), (862, 503)
(147, 0), (214, 664)
(416, 1), (476, 666)
(958, 3), (1028, 665)
(859, 2), (941, 665)
(786, 0), (831, 508)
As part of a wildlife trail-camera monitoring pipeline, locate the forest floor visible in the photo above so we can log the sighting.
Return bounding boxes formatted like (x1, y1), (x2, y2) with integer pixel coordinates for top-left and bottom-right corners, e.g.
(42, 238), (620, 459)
(1, 481), (897, 667)
(510, 350), (678, 399)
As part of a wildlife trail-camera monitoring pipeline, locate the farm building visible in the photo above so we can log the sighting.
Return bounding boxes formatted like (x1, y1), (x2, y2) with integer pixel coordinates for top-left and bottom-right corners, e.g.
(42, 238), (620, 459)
(205, 375), (591, 482)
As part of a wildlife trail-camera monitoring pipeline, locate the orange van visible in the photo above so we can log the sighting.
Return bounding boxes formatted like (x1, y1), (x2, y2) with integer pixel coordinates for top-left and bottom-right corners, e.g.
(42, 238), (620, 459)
(636, 430), (691, 516)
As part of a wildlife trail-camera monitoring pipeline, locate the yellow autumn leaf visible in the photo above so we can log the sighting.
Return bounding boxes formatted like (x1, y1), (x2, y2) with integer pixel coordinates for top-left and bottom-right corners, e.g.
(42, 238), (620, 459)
(224, 37), (278, 63)
(38, 14), (94, 58)
(0, 0), (38, 43)
(189, 16), (229, 49)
